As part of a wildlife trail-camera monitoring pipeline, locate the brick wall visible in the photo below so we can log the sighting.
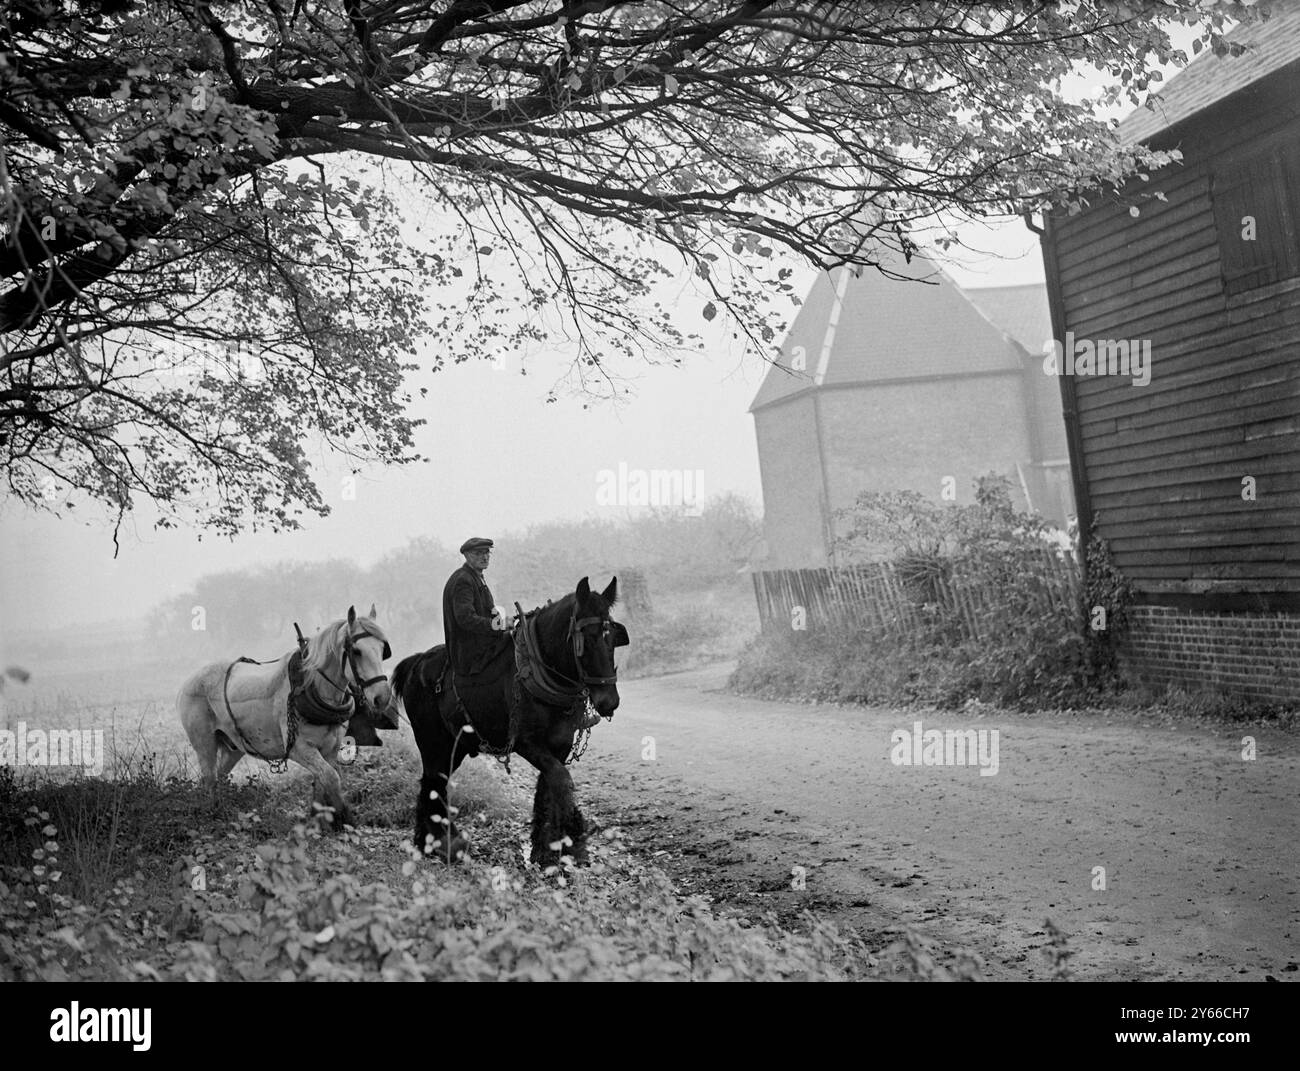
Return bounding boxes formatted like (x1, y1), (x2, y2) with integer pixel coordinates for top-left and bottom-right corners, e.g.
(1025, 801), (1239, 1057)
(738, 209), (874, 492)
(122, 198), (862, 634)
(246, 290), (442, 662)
(1120, 605), (1300, 704)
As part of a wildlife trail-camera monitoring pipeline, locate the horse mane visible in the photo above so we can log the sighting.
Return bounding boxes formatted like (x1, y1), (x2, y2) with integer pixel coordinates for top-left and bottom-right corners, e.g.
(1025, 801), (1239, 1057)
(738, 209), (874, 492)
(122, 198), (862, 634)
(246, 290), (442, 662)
(532, 581), (617, 627)
(534, 592), (574, 626)
(304, 619), (347, 674)
(303, 616), (389, 674)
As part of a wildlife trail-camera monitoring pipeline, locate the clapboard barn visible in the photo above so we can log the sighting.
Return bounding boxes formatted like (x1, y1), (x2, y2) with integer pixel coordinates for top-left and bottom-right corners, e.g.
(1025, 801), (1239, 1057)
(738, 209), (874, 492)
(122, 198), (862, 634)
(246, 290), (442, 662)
(1035, 5), (1300, 703)
(749, 256), (1072, 569)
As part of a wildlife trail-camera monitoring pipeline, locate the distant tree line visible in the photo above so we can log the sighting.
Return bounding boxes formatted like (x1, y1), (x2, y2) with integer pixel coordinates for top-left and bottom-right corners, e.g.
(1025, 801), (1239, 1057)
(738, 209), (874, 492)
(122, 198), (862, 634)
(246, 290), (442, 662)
(148, 494), (761, 658)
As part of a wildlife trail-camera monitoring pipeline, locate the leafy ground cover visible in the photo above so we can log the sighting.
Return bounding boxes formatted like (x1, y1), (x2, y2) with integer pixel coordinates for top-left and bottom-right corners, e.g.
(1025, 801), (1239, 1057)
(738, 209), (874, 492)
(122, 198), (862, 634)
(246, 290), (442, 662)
(0, 743), (892, 982)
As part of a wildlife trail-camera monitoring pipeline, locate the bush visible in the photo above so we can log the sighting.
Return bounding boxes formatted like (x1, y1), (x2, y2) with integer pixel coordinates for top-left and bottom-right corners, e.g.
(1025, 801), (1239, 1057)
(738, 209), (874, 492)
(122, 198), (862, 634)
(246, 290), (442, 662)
(732, 476), (1129, 711)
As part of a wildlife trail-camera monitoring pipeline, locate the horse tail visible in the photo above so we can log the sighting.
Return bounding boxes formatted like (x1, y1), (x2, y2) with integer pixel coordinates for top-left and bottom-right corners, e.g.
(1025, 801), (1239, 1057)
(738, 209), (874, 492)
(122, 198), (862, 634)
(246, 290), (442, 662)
(392, 651), (422, 701)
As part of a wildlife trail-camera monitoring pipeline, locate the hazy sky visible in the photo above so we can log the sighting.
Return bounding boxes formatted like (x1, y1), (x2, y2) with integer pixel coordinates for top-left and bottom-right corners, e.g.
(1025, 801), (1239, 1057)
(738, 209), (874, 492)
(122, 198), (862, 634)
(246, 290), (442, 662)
(1, 18), (1207, 635)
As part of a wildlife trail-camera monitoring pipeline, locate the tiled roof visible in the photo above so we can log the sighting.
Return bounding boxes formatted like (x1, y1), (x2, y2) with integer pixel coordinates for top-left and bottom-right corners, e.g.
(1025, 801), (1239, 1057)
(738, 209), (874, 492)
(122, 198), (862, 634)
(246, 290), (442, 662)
(964, 284), (1054, 356)
(749, 254), (1026, 413)
(1118, 1), (1300, 145)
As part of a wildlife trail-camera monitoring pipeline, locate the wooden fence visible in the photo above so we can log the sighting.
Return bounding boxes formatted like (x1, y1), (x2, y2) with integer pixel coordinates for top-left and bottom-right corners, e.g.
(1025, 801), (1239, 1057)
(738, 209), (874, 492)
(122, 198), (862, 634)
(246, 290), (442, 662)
(751, 549), (1083, 641)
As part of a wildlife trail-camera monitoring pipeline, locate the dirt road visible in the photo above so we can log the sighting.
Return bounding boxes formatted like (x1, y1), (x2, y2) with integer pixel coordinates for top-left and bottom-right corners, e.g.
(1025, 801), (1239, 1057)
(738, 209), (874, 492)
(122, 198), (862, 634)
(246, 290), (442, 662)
(574, 664), (1299, 981)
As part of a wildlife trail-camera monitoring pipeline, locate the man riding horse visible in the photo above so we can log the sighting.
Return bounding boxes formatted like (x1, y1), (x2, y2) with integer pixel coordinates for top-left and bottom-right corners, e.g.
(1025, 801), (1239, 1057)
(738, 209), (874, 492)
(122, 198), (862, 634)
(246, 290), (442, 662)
(396, 537), (629, 864)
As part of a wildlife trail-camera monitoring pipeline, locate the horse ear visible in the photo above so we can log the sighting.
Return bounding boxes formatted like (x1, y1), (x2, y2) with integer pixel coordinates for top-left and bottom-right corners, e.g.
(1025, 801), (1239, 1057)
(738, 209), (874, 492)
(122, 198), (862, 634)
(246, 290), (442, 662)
(369, 603), (378, 619)
(576, 577), (591, 602)
(347, 605), (356, 626)
(602, 576), (618, 606)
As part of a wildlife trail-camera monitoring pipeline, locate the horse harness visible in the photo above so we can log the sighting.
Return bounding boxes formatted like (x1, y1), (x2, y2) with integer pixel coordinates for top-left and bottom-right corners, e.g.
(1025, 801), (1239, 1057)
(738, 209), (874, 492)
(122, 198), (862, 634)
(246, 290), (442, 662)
(221, 622), (390, 774)
(440, 602), (614, 771)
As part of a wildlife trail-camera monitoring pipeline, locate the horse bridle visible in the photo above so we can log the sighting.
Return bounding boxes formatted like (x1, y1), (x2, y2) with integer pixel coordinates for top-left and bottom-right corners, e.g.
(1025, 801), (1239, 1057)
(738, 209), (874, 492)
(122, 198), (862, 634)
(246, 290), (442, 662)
(321, 627), (390, 713)
(565, 611), (618, 687)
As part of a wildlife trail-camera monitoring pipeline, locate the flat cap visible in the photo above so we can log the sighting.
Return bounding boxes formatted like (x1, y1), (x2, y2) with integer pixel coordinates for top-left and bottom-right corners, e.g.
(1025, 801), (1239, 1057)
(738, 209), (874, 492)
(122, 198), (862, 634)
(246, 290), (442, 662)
(459, 537), (494, 554)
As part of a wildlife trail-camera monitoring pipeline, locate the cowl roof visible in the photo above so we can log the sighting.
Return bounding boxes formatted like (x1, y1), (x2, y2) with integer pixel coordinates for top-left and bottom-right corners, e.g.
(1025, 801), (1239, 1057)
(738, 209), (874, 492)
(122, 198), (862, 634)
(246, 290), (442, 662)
(750, 255), (1029, 413)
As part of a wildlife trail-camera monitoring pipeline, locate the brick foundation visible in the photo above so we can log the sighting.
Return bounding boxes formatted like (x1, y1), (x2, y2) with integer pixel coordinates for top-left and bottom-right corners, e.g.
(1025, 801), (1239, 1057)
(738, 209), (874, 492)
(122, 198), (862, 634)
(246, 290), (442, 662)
(1119, 605), (1300, 705)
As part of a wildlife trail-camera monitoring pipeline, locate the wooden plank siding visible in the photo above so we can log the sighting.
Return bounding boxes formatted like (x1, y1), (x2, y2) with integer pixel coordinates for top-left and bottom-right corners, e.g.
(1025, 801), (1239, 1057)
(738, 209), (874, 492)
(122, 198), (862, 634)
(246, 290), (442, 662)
(1041, 63), (1300, 609)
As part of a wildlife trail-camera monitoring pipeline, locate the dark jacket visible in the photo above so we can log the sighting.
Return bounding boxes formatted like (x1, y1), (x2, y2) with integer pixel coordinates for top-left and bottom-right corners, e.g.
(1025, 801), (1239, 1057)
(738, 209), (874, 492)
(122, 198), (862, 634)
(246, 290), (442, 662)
(442, 563), (502, 676)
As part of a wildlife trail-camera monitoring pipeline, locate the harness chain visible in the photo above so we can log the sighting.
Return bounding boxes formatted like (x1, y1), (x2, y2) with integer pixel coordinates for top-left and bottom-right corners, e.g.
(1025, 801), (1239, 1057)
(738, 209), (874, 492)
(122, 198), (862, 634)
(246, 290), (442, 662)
(566, 722), (593, 764)
(449, 673), (521, 775)
(514, 604), (607, 766)
(221, 656), (297, 774)
(277, 696), (299, 774)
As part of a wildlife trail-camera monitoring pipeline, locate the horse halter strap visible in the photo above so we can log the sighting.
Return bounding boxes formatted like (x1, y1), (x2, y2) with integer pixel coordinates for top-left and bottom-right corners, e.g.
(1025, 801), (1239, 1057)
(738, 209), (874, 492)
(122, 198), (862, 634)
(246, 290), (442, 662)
(342, 627), (388, 690)
(567, 610), (618, 687)
(296, 623), (388, 713)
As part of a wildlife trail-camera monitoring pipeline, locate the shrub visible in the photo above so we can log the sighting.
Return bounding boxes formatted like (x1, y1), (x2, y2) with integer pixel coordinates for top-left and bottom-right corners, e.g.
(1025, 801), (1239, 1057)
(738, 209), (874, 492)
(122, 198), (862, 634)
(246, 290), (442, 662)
(733, 476), (1128, 711)
(1081, 525), (1135, 688)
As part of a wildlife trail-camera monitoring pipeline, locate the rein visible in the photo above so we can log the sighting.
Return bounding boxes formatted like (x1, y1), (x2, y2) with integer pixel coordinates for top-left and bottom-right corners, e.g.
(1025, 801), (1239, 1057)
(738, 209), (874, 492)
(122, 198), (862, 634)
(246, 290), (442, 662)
(516, 601), (617, 705)
(444, 598), (618, 772)
(517, 600), (613, 760)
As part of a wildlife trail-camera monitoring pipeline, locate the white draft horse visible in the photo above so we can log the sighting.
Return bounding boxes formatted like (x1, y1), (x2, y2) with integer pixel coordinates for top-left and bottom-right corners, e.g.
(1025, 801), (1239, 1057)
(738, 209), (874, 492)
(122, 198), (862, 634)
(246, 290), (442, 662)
(177, 605), (393, 829)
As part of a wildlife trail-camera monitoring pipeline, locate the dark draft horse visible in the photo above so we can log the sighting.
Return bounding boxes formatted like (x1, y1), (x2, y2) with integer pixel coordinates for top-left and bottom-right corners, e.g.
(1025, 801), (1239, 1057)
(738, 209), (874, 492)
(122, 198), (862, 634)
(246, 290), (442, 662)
(393, 577), (628, 867)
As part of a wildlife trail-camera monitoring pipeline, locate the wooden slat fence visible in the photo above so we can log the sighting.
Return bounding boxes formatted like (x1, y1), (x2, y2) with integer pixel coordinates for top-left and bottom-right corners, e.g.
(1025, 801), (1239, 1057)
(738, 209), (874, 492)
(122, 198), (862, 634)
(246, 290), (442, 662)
(752, 548), (1083, 641)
